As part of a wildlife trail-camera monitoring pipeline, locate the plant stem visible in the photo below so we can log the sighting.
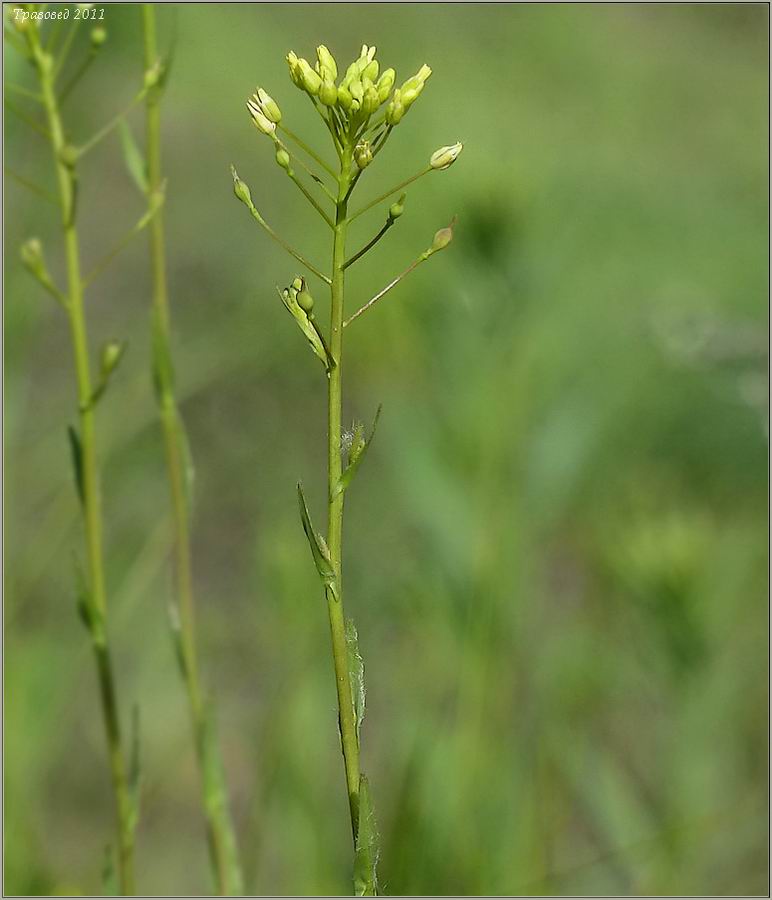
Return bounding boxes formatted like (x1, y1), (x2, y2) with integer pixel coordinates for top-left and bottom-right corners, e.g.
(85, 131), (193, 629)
(347, 166), (431, 223)
(328, 147), (362, 841)
(142, 7), (243, 895)
(30, 30), (135, 897)
(342, 219), (393, 270)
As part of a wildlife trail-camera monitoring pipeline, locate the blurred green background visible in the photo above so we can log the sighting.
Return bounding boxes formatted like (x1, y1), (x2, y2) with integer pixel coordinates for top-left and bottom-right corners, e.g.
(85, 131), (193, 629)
(4, 3), (769, 895)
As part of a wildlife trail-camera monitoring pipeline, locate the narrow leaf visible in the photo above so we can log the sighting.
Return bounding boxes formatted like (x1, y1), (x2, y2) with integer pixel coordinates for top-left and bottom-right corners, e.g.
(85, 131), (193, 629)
(166, 598), (187, 678)
(297, 482), (336, 585)
(353, 774), (379, 896)
(278, 286), (335, 371)
(345, 618), (366, 744)
(118, 120), (148, 194)
(67, 425), (84, 506)
(332, 405), (382, 500)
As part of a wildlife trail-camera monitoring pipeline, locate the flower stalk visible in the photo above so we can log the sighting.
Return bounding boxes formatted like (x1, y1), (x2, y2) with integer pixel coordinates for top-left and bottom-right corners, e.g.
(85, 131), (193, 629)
(16, 13), (136, 895)
(233, 41), (462, 895)
(141, 5), (243, 895)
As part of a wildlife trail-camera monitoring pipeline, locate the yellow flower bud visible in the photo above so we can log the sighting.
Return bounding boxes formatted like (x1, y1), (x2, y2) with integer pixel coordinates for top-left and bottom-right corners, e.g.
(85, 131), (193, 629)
(385, 91), (404, 126)
(316, 44), (338, 81)
(231, 167), (252, 206)
(361, 85), (379, 116)
(256, 87), (281, 123)
(429, 142), (463, 170)
(430, 216), (456, 254)
(362, 59), (379, 83)
(275, 147), (291, 171)
(297, 58), (322, 95)
(246, 96), (276, 135)
(337, 85), (353, 110)
(319, 79), (337, 107)
(376, 68), (395, 103)
(100, 339), (126, 377)
(388, 193), (406, 220)
(286, 51), (303, 87)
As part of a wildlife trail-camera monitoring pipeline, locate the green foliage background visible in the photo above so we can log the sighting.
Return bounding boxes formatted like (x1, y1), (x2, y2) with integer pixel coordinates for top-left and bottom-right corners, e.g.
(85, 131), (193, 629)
(5, 3), (768, 895)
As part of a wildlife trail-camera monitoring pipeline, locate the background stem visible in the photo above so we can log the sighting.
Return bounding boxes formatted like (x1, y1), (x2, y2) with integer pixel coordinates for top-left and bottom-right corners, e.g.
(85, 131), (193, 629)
(32, 29), (135, 897)
(327, 148), (362, 841)
(142, 7), (243, 895)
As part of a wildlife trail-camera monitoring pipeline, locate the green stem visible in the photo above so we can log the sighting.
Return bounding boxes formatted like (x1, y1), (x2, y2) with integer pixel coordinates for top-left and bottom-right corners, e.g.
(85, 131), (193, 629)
(342, 219), (393, 270)
(347, 166), (431, 223)
(278, 122), (336, 178)
(142, 7), (243, 895)
(328, 147), (362, 841)
(31, 28), (135, 897)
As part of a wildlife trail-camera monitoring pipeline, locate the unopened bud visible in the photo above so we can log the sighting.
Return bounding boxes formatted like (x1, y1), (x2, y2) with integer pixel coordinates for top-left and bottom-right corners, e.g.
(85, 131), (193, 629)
(354, 141), (373, 170)
(275, 147), (291, 172)
(297, 58), (322, 95)
(337, 85), (352, 111)
(20, 237), (44, 274)
(291, 276), (304, 292)
(231, 167), (252, 206)
(388, 193), (406, 220)
(319, 79), (337, 107)
(385, 94), (404, 126)
(246, 96), (276, 135)
(59, 144), (78, 168)
(429, 142), (463, 171)
(362, 85), (379, 116)
(286, 51), (303, 87)
(100, 339), (125, 377)
(376, 68), (395, 103)
(316, 45), (338, 81)
(90, 26), (107, 48)
(362, 59), (379, 83)
(256, 87), (281, 123)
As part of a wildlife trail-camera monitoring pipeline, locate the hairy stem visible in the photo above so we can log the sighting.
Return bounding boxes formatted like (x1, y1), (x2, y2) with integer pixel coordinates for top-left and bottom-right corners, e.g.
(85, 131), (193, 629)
(31, 29), (135, 896)
(142, 6), (243, 895)
(328, 147), (362, 841)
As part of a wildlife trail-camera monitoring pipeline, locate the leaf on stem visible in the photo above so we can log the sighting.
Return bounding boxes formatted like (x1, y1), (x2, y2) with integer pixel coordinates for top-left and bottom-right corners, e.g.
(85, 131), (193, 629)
(332, 405), (382, 500)
(174, 408), (196, 517)
(353, 774), (380, 897)
(278, 286), (335, 372)
(166, 598), (187, 679)
(345, 618), (366, 744)
(67, 424), (84, 506)
(119, 120), (148, 193)
(297, 482), (336, 587)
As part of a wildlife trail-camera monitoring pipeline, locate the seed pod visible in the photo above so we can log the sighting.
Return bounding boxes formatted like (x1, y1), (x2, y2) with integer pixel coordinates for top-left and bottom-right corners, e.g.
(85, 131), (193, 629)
(430, 216), (457, 254)
(296, 286), (314, 313)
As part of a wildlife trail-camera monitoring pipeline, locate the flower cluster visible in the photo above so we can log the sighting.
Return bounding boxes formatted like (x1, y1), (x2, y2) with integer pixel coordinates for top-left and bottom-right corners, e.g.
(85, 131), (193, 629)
(246, 42), (438, 145)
